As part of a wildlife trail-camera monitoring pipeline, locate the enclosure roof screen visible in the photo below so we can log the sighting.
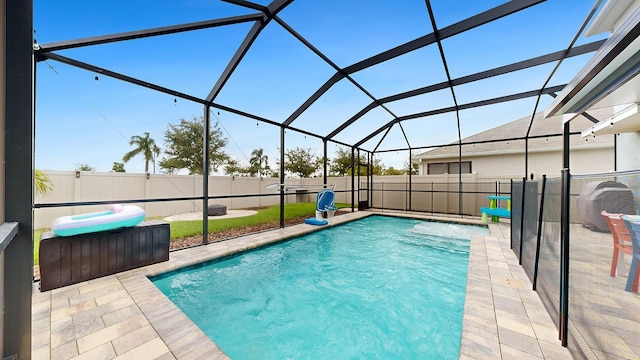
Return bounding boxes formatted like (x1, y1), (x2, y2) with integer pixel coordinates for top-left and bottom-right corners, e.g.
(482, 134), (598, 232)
(34, 0), (614, 172)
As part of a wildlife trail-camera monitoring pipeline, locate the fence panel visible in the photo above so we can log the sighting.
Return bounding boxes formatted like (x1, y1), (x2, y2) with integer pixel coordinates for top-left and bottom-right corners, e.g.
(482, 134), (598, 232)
(34, 172), (356, 228)
(534, 177), (562, 331)
(565, 171), (640, 359)
(410, 182), (434, 213)
(35, 172), (517, 228)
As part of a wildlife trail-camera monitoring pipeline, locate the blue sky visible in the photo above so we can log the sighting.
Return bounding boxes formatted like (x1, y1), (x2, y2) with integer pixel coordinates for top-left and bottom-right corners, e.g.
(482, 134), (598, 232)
(34, 0), (606, 174)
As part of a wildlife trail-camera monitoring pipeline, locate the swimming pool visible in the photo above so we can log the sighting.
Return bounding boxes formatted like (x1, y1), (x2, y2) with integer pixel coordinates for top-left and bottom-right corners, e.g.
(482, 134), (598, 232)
(152, 215), (488, 359)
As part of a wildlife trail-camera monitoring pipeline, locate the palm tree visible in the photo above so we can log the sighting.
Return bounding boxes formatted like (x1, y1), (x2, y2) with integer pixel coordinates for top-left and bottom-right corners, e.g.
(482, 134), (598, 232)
(35, 169), (53, 196)
(249, 148), (270, 179)
(122, 132), (160, 173)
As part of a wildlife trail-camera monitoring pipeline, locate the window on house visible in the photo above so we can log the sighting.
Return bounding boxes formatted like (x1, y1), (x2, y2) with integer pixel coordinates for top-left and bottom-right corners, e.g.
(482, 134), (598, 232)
(448, 161), (471, 174)
(427, 161), (471, 174)
(428, 163), (445, 174)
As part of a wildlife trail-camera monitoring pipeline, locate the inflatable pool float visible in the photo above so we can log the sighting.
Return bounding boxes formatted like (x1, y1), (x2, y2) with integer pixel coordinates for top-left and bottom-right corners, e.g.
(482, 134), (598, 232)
(52, 204), (146, 237)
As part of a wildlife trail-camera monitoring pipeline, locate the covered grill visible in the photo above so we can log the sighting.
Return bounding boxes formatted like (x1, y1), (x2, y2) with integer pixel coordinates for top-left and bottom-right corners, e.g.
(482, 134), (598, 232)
(577, 181), (636, 232)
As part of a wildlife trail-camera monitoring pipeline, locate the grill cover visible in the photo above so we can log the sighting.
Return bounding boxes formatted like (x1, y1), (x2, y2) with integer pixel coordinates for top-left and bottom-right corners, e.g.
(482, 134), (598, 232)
(577, 181), (636, 232)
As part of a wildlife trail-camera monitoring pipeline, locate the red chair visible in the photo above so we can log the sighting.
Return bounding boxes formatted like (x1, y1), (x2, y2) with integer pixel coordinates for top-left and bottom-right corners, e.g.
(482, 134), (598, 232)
(601, 210), (633, 277)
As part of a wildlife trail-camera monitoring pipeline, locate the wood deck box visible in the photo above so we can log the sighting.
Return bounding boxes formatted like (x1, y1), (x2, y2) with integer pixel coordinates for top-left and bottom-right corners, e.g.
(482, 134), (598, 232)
(39, 220), (170, 291)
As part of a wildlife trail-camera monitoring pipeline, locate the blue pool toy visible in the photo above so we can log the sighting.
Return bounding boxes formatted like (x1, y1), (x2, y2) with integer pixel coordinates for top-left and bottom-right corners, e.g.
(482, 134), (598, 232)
(304, 189), (337, 226)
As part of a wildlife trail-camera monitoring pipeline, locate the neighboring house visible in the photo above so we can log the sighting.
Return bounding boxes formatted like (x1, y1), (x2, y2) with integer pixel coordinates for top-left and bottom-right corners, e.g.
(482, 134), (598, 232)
(414, 109), (616, 178)
(419, 0), (640, 180)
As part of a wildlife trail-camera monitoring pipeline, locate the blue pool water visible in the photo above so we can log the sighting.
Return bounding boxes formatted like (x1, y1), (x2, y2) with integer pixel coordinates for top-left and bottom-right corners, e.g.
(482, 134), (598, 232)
(152, 216), (488, 359)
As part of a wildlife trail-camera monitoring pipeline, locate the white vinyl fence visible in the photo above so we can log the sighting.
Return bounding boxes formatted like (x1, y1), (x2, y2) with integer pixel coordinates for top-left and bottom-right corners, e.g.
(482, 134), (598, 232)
(34, 171), (522, 229)
(34, 171), (355, 229)
(365, 173), (516, 215)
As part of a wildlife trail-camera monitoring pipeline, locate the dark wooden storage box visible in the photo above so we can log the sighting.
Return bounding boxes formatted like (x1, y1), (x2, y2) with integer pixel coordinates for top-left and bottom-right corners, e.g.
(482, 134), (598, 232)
(39, 220), (170, 291)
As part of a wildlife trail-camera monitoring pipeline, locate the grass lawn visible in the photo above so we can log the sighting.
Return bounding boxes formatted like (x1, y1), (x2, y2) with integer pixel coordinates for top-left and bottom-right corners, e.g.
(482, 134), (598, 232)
(33, 202), (349, 265)
(169, 202), (347, 239)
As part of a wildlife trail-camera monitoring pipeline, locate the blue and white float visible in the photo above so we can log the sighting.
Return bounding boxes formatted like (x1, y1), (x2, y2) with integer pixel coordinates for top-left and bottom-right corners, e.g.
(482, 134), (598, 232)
(52, 204), (146, 237)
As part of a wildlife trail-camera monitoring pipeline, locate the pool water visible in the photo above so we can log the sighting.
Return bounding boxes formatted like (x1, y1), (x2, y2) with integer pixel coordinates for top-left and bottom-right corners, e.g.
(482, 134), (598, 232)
(152, 216), (488, 359)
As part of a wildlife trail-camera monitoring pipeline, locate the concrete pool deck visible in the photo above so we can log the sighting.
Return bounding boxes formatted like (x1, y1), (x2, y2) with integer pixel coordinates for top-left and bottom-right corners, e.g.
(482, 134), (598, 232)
(31, 210), (571, 359)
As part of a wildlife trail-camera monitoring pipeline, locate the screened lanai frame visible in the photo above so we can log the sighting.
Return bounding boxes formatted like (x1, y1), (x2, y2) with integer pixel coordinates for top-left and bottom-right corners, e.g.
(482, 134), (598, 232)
(32, 0), (608, 217)
(31, 0), (609, 313)
(34, 0), (604, 306)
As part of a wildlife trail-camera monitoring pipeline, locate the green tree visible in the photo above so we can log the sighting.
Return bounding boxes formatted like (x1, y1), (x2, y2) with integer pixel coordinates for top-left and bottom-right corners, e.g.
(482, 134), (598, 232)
(75, 163), (96, 171)
(384, 166), (404, 175)
(329, 148), (353, 176)
(111, 162), (126, 172)
(122, 132), (160, 173)
(158, 116), (231, 175)
(404, 158), (419, 175)
(224, 159), (251, 176)
(330, 148), (383, 176)
(283, 147), (321, 178)
(249, 148), (270, 178)
(35, 169), (53, 196)
(369, 157), (384, 176)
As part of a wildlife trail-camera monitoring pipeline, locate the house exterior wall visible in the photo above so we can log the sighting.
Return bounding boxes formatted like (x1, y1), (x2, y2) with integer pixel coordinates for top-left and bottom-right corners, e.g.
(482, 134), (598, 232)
(571, 146), (616, 174)
(419, 146), (614, 178)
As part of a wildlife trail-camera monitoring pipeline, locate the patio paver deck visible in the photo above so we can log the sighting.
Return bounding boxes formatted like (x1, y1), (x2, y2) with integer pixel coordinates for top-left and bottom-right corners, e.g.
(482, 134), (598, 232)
(32, 211), (571, 359)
